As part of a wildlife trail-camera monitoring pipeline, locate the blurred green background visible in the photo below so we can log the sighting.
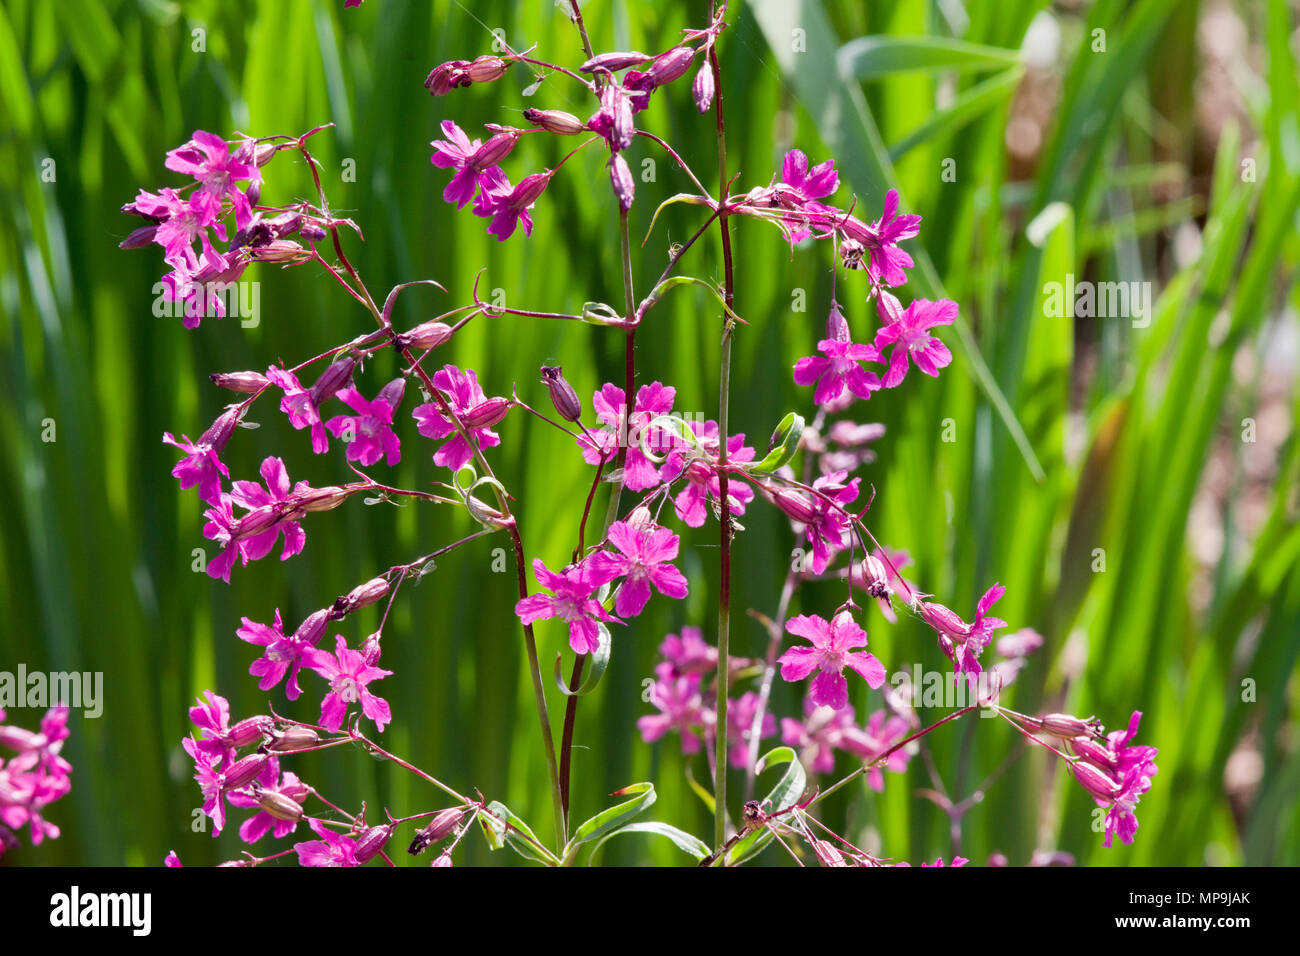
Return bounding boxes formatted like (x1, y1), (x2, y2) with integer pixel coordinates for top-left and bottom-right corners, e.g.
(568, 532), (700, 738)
(2, 0), (1298, 866)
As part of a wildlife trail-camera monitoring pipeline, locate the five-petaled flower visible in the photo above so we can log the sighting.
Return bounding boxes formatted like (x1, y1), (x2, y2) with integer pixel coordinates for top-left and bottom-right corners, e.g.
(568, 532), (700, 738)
(778, 610), (886, 710)
(514, 557), (622, 654)
(578, 382), (680, 491)
(586, 520), (689, 617)
(873, 293), (957, 389)
(325, 380), (404, 467)
(793, 302), (884, 406)
(303, 636), (394, 733)
(413, 364), (507, 470)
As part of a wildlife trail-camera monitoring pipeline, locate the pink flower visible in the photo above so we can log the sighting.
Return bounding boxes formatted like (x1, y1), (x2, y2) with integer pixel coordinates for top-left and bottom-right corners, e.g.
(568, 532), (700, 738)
(130, 186), (227, 272)
(514, 557), (621, 654)
(237, 609), (320, 701)
(578, 382), (680, 491)
(267, 365), (329, 454)
(295, 817), (361, 866)
(303, 635), (395, 733)
(325, 380), (404, 467)
(770, 471), (861, 575)
(842, 189), (921, 287)
(872, 293), (957, 388)
(793, 302), (884, 406)
(164, 130), (261, 231)
(162, 432), (231, 505)
(657, 626), (717, 677)
(227, 757), (307, 844)
(659, 421), (755, 528)
(201, 457), (314, 582)
(637, 664), (708, 755)
(780, 148), (839, 205)
(778, 610), (886, 710)
(840, 709), (912, 791)
(585, 520), (689, 617)
(413, 365), (507, 470)
(476, 170), (552, 240)
(781, 697), (860, 774)
(430, 121), (485, 208)
(1102, 712), (1159, 848)
(180, 737), (228, 835)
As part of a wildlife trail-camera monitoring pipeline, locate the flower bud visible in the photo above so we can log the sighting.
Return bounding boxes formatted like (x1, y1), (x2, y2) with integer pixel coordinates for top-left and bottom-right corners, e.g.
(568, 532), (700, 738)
(858, 554), (891, 599)
(425, 60), (470, 95)
(403, 320), (453, 350)
(210, 370), (271, 394)
(222, 753), (270, 791)
(1070, 760), (1120, 801)
(540, 366), (582, 422)
(649, 45), (697, 85)
(522, 108), (585, 135)
(300, 221), (327, 243)
(227, 716), (272, 748)
(264, 211), (303, 237)
(295, 486), (351, 513)
(0, 726), (42, 751)
(692, 61), (715, 112)
(119, 224), (159, 249)
(465, 55), (510, 83)
(360, 632), (382, 666)
(353, 823), (395, 864)
(600, 85), (634, 151)
(1040, 713), (1102, 739)
(511, 171), (553, 208)
(431, 852), (453, 867)
(267, 726), (320, 753)
(460, 397), (512, 430)
(255, 788), (305, 823)
(408, 808), (467, 855)
(579, 51), (650, 73)
(608, 154), (635, 211)
(624, 505), (656, 532)
(344, 577), (390, 613)
(310, 355), (356, 404)
(825, 302), (850, 342)
(918, 601), (969, 640)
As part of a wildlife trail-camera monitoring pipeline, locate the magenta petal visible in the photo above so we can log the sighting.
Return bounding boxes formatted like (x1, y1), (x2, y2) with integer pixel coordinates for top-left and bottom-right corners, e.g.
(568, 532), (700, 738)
(810, 670), (849, 710)
(778, 645), (820, 681)
(846, 651), (887, 689)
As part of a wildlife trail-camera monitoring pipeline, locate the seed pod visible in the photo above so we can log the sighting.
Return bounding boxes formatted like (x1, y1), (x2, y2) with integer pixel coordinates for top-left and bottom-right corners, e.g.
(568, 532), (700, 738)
(227, 716), (272, 748)
(692, 61), (715, 113)
(1040, 713), (1101, 739)
(579, 51), (650, 73)
(522, 108), (585, 136)
(222, 753), (270, 791)
(309, 355), (356, 405)
(460, 397), (512, 430)
(267, 726), (320, 753)
(540, 366), (581, 422)
(465, 55), (510, 83)
(648, 45), (696, 85)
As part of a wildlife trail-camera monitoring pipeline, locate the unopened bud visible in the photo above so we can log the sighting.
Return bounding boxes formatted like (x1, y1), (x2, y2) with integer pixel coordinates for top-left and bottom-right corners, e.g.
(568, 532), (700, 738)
(256, 789), (305, 823)
(210, 370), (270, 394)
(353, 823), (395, 864)
(580, 51), (650, 73)
(465, 55), (510, 83)
(378, 377), (406, 410)
(267, 726), (320, 753)
(465, 494), (512, 531)
(624, 505), (655, 532)
(227, 716), (272, 748)
(119, 224), (158, 249)
(812, 839), (847, 867)
(295, 609), (331, 644)
(360, 632), (382, 666)
(408, 807), (467, 855)
(310, 355), (356, 404)
(511, 171), (552, 208)
(343, 577), (390, 613)
(1040, 713), (1102, 739)
(858, 555), (891, 598)
(825, 302), (850, 342)
(608, 153), (635, 211)
(540, 366), (582, 422)
(692, 61), (715, 112)
(460, 397), (512, 430)
(770, 487), (819, 525)
(199, 406), (243, 452)
(431, 852), (453, 867)
(403, 320), (453, 350)
(222, 753), (270, 791)
(1070, 760), (1120, 801)
(648, 45), (696, 85)
(522, 108), (585, 135)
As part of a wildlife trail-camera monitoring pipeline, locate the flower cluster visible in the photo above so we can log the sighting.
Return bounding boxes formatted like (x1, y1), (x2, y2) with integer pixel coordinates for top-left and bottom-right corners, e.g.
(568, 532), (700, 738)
(0, 707), (72, 857)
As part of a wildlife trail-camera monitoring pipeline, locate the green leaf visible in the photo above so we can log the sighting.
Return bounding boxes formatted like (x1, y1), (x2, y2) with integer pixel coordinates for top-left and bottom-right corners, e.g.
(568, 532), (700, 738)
(839, 35), (1022, 80)
(552, 623), (611, 697)
(641, 192), (715, 247)
(587, 821), (710, 864)
(748, 412), (805, 474)
(479, 800), (559, 865)
(566, 782), (657, 851)
(639, 275), (745, 326)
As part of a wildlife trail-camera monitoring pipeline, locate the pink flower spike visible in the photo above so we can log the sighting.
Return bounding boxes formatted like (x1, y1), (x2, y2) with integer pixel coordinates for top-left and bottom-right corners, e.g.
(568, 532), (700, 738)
(778, 610), (886, 710)
(302, 636), (394, 733)
(585, 520), (689, 617)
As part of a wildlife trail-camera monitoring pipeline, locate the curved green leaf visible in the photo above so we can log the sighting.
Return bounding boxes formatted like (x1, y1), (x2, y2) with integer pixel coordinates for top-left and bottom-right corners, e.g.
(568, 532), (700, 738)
(748, 412), (805, 473)
(552, 623), (612, 697)
(724, 746), (807, 867)
(567, 782), (657, 850)
(638, 275), (746, 326)
(479, 800), (559, 865)
(588, 821), (710, 864)
(839, 35), (1021, 79)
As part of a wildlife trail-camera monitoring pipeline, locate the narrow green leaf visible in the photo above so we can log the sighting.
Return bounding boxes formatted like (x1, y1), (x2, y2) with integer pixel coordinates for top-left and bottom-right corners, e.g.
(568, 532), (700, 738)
(587, 821), (710, 864)
(567, 782), (657, 849)
(839, 35), (1022, 80)
(551, 623), (611, 697)
(748, 411), (805, 474)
